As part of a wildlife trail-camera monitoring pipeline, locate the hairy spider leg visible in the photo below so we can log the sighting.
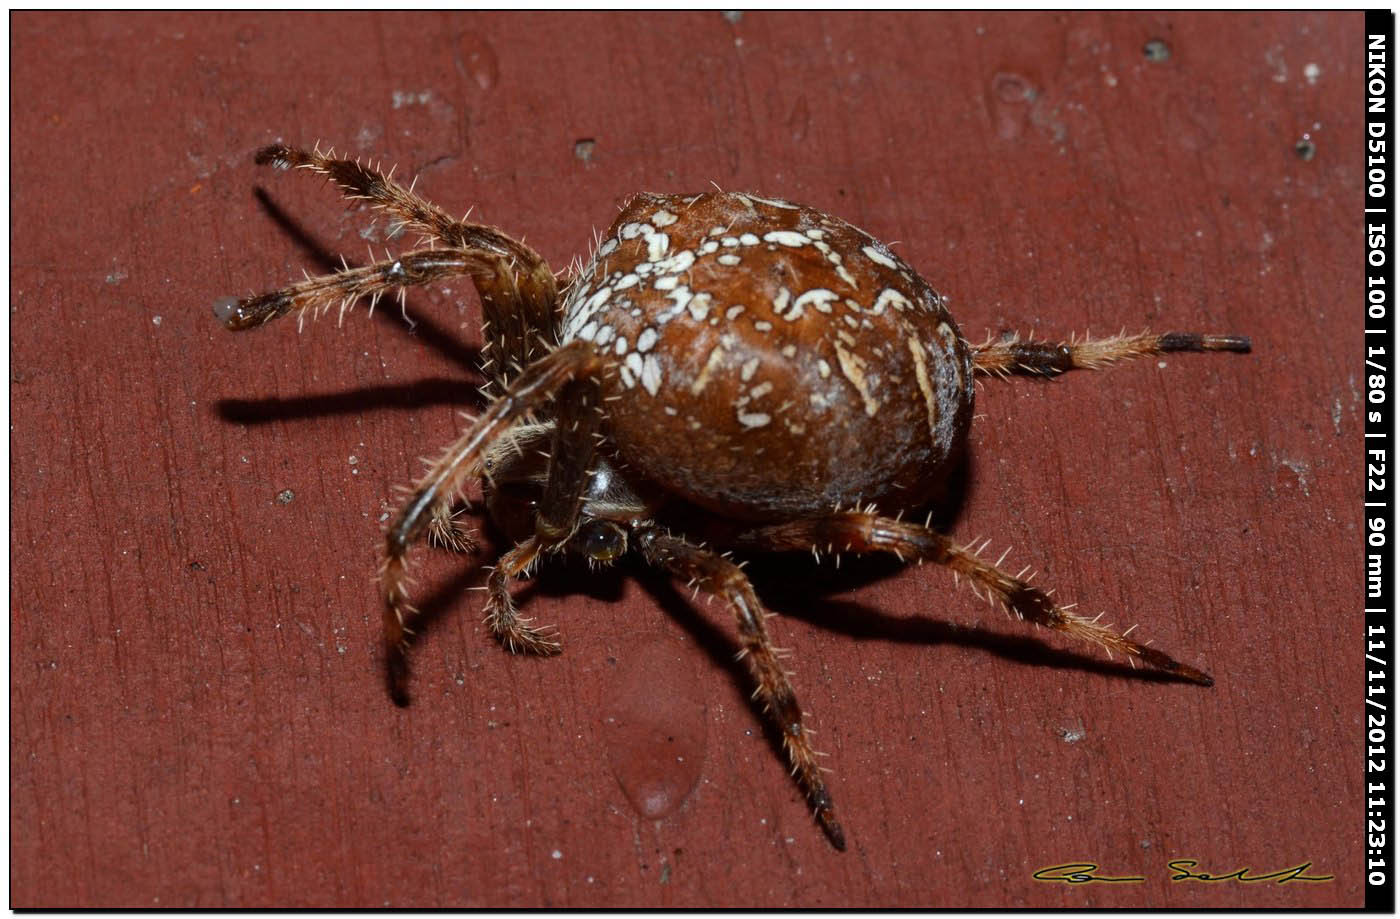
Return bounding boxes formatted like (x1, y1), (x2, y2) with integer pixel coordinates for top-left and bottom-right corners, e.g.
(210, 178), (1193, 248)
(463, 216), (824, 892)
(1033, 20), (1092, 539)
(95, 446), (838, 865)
(485, 537), (561, 655)
(732, 512), (1213, 686)
(218, 248), (500, 331)
(634, 527), (847, 851)
(972, 330), (1251, 377)
(427, 502), (478, 554)
(250, 143), (559, 386)
(483, 378), (605, 658)
(382, 341), (601, 703)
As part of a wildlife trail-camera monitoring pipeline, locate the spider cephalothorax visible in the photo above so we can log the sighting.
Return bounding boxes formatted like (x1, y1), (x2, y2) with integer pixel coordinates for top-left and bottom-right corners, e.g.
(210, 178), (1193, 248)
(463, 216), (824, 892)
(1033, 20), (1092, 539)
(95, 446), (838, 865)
(219, 144), (1250, 851)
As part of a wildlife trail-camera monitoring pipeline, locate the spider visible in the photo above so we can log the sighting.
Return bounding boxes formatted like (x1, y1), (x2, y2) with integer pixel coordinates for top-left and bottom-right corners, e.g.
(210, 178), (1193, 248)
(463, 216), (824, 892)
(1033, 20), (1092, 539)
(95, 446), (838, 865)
(218, 144), (1250, 851)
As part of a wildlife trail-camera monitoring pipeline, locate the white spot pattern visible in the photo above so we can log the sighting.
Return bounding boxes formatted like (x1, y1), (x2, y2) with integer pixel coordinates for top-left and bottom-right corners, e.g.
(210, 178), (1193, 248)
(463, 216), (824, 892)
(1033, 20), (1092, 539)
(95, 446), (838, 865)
(862, 244), (899, 269)
(763, 230), (809, 248)
(793, 288), (840, 315)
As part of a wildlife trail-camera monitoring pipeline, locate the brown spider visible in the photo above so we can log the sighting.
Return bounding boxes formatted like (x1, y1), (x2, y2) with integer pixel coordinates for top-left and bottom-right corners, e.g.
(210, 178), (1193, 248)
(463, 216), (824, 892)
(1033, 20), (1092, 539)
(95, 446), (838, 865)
(218, 144), (1250, 851)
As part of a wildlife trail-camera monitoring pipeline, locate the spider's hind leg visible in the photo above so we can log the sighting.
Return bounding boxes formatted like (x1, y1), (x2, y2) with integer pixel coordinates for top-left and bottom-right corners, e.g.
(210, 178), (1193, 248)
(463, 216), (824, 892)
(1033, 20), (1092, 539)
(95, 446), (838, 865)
(972, 330), (1250, 377)
(732, 512), (1212, 686)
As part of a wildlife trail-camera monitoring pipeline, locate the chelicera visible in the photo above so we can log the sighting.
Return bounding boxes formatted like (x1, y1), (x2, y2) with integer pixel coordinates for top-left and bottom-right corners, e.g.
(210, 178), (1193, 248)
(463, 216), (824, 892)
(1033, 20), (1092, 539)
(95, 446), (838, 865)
(218, 144), (1250, 851)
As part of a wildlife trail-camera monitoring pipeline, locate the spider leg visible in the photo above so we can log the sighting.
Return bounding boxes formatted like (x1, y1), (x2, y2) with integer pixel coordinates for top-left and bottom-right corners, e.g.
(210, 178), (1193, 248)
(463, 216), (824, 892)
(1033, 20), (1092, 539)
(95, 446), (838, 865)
(251, 143), (558, 382)
(254, 144), (535, 257)
(634, 527), (847, 851)
(483, 379), (604, 657)
(217, 248), (498, 331)
(427, 503), (478, 554)
(485, 537), (561, 655)
(972, 330), (1250, 377)
(732, 512), (1213, 686)
(381, 341), (600, 703)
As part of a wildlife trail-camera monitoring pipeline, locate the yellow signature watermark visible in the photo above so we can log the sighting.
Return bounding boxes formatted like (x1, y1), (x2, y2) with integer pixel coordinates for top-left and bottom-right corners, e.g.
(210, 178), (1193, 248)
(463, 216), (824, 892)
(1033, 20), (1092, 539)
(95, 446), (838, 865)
(1033, 860), (1334, 885)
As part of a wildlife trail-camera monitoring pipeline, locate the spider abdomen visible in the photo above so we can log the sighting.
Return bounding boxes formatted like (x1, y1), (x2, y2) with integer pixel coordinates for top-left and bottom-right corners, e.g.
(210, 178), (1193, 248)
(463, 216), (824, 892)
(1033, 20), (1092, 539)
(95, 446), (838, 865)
(560, 191), (974, 519)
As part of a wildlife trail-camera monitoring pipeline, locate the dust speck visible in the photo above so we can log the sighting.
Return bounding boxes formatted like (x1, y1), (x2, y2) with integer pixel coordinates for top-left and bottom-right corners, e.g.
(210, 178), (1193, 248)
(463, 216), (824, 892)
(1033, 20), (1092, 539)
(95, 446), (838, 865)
(1058, 721), (1087, 743)
(1280, 457), (1311, 496)
(391, 90), (432, 108)
(1143, 39), (1170, 62)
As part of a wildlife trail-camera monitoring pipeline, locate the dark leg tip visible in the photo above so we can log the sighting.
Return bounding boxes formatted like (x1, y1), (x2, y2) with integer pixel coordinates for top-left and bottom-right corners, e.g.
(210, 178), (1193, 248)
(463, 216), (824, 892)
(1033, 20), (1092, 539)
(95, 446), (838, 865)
(1205, 334), (1251, 353)
(254, 143), (296, 167)
(387, 652), (412, 707)
(816, 805), (847, 851)
(1158, 332), (1251, 354)
(1137, 646), (1213, 686)
(823, 819), (847, 852)
(214, 292), (288, 331)
(1167, 660), (1214, 687)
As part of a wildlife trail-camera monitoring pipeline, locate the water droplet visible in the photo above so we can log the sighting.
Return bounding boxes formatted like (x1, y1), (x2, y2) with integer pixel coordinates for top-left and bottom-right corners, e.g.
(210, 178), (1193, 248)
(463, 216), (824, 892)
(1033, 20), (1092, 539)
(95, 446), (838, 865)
(458, 34), (499, 90)
(787, 95), (810, 143)
(211, 295), (241, 324)
(988, 72), (1039, 140)
(602, 638), (707, 820)
(992, 72), (1037, 105)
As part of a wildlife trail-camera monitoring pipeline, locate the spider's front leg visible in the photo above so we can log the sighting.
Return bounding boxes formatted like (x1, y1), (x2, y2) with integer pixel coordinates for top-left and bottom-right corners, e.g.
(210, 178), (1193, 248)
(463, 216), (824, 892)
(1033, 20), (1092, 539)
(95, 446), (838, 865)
(483, 379), (604, 658)
(382, 343), (602, 703)
(216, 248), (502, 330)
(732, 512), (1212, 686)
(231, 143), (559, 380)
(427, 503), (478, 555)
(634, 527), (847, 851)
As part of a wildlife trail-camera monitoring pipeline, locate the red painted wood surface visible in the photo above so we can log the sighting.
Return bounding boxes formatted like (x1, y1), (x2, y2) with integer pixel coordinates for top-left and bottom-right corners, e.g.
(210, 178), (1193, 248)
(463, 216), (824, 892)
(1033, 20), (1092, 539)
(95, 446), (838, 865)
(11, 11), (1361, 907)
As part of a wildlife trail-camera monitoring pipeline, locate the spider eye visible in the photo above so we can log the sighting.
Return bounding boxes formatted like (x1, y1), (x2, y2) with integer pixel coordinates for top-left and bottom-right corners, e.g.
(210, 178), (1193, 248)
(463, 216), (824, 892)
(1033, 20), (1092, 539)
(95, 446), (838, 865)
(575, 520), (627, 563)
